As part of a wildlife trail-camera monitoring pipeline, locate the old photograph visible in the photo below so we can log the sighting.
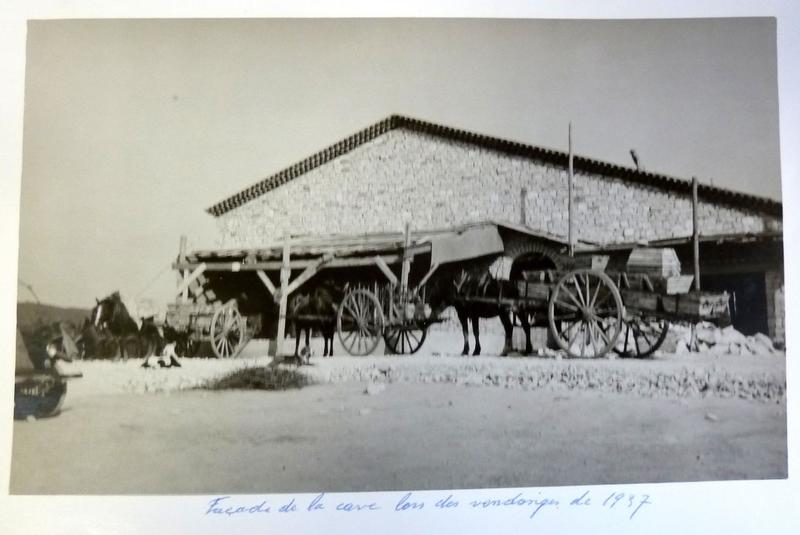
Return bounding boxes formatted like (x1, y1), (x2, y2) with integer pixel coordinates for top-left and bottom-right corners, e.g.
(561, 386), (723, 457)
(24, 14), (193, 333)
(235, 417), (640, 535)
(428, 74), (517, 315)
(10, 18), (786, 495)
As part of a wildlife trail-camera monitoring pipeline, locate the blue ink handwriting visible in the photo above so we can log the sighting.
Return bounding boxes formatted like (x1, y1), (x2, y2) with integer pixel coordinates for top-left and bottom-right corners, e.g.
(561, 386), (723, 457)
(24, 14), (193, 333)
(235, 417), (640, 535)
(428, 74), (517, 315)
(203, 489), (653, 521)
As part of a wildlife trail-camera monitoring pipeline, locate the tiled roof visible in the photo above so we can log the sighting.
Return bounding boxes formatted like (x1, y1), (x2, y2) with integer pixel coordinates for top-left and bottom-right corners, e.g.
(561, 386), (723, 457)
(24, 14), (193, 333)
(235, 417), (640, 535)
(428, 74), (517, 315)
(206, 115), (783, 218)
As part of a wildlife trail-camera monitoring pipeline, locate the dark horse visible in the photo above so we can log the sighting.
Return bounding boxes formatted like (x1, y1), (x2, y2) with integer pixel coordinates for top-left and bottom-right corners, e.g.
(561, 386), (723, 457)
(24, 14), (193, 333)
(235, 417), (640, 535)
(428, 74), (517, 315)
(288, 282), (344, 362)
(85, 292), (171, 364)
(427, 268), (533, 356)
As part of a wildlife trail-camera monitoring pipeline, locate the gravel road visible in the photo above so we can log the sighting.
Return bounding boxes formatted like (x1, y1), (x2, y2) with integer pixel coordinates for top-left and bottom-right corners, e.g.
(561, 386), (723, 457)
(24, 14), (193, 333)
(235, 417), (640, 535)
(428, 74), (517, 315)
(10, 332), (786, 494)
(10, 382), (786, 494)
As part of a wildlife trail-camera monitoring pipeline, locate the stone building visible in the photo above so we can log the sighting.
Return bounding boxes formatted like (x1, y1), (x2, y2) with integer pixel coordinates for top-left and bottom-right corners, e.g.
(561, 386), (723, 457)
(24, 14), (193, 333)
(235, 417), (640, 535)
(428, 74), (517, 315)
(206, 115), (784, 342)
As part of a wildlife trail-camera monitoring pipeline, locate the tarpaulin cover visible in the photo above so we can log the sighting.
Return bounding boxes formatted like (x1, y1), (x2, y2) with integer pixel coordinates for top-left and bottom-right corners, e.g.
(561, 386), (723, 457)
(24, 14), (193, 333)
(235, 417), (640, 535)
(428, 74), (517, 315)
(16, 329), (35, 374)
(429, 225), (505, 265)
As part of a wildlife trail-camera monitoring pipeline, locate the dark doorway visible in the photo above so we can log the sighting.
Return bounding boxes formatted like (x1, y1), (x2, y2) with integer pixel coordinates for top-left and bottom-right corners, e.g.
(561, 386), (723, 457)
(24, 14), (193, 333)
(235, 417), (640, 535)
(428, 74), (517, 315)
(700, 272), (768, 336)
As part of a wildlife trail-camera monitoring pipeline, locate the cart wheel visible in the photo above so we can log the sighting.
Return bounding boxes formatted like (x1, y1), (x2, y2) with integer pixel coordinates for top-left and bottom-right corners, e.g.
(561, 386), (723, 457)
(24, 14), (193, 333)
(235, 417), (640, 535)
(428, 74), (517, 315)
(210, 303), (246, 358)
(615, 318), (669, 358)
(548, 269), (623, 358)
(384, 324), (428, 355)
(337, 288), (384, 356)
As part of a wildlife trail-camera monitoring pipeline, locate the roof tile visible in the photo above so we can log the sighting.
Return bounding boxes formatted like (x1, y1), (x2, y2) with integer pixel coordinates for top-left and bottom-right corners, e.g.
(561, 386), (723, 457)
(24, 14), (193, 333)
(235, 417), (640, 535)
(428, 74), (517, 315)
(206, 114), (782, 218)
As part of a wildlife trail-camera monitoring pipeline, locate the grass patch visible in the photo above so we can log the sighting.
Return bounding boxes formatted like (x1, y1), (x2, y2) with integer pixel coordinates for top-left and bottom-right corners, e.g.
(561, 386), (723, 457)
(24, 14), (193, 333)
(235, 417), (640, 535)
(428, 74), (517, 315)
(203, 366), (307, 391)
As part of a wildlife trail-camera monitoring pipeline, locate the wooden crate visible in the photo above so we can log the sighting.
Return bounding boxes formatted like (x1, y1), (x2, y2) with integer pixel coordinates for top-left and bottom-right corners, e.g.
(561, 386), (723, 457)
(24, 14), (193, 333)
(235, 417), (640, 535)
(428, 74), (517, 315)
(661, 291), (730, 320)
(620, 289), (659, 312)
(572, 254), (610, 271)
(626, 248), (681, 278)
(516, 281), (551, 302)
(665, 275), (694, 295)
(166, 302), (217, 328)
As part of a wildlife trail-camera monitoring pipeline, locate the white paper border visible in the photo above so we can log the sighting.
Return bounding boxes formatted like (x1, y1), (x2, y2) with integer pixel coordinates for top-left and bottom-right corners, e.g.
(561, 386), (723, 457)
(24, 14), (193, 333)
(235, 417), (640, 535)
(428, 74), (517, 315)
(1, 1), (797, 534)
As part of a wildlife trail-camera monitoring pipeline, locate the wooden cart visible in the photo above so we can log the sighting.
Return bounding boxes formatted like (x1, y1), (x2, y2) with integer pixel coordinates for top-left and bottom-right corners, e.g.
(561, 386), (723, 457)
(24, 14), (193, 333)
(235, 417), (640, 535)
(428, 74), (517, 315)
(173, 223), (507, 358)
(165, 299), (251, 358)
(513, 251), (730, 359)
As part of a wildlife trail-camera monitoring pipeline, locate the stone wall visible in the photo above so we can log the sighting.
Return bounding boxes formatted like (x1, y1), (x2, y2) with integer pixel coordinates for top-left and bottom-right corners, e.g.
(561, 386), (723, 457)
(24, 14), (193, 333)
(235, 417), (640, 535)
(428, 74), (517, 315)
(216, 128), (781, 248)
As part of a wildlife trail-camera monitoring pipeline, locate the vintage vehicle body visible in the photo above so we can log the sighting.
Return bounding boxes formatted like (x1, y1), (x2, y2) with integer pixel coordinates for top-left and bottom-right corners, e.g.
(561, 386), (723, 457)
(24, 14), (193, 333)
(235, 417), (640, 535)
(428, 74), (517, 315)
(15, 328), (82, 420)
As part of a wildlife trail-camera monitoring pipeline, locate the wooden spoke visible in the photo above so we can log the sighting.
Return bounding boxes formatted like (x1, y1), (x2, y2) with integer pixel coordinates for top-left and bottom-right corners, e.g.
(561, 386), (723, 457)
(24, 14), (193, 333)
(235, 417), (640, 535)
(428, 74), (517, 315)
(587, 323), (596, 357)
(210, 303), (245, 358)
(596, 322), (613, 345)
(558, 320), (580, 339)
(571, 276), (587, 306)
(549, 269), (623, 358)
(553, 312), (580, 321)
(614, 318), (670, 359)
(554, 299), (579, 312)
(560, 284), (583, 309)
(337, 289), (384, 356)
(589, 276), (605, 309)
(566, 321), (583, 349)
(383, 323), (427, 355)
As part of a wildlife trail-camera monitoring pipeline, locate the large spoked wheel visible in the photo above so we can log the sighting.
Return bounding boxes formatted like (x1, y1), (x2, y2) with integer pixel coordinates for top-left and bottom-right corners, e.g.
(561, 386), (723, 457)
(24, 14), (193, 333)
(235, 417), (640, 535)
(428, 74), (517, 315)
(384, 324), (428, 355)
(615, 318), (669, 358)
(210, 303), (246, 358)
(381, 288), (428, 355)
(548, 269), (624, 358)
(337, 288), (384, 356)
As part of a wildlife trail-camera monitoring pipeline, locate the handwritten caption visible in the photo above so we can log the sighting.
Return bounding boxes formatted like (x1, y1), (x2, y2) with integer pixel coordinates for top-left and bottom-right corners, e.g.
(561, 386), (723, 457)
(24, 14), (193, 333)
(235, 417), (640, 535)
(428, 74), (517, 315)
(204, 489), (652, 521)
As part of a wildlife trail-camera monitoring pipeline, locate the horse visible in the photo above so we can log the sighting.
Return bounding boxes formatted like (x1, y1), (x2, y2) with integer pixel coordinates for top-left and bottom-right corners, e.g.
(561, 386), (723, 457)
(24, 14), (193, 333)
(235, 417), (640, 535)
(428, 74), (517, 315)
(84, 292), (139, 359)
(288, 282), (343, 363)
(87, 292), (179, 366)
(90, 292), (139, 337)
(427, 268), (533, 356)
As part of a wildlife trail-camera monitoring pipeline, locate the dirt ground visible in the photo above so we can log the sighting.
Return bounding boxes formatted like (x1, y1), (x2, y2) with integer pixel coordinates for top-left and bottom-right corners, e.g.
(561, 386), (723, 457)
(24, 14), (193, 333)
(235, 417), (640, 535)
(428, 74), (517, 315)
(10, 379), (787, 494)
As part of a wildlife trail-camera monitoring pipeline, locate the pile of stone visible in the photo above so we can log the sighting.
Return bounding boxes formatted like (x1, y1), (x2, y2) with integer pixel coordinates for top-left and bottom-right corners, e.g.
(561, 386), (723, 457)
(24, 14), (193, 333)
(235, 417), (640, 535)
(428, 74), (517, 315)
(291, 357), (785, 403)
(671, 323), (778, 356)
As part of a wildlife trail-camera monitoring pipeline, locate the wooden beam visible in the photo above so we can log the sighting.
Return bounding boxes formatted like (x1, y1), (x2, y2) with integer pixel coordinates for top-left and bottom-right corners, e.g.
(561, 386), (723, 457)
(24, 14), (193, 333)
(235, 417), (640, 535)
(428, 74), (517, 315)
(256, 270), (277, 296)
(416, 262), (440, 290)
(175, 263), (207, 297)
(189, 280), (204, 297)
(178, 235), (187, 263)
(274, 239), (291, 359)
(568, 122), (574, 258)
(178, 235), (188, 304)
(374, 255), (398, 286)
(284, 254), (334, 297)
(692, 176), (701, 291)
(400, 223), (412, 294)
(173, 253), (406, 272)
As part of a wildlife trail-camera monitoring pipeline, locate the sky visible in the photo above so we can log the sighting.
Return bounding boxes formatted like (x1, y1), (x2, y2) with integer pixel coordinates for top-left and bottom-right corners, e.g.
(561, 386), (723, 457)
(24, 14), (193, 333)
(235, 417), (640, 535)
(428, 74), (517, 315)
(15, 18), (782, 308)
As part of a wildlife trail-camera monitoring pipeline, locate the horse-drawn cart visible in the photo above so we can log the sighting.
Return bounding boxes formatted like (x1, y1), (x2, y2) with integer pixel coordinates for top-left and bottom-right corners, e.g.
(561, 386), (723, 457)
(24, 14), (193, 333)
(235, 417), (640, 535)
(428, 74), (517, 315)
(165, 299), (252, 358)
(173, 223), (509, 359)
(511, 249), (730, 359)
(173, 222), (730, 360)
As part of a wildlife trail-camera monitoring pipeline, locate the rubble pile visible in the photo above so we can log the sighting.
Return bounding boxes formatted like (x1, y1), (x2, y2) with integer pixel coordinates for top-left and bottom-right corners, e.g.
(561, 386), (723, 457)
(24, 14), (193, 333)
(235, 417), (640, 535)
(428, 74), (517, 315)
(294, 358), (785, 403)
(670, 323), (778, 356)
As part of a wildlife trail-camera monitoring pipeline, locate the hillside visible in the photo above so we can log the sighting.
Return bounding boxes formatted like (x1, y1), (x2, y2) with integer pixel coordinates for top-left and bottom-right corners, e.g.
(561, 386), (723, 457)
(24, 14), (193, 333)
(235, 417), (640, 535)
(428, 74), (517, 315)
(16, 301), (92, 330)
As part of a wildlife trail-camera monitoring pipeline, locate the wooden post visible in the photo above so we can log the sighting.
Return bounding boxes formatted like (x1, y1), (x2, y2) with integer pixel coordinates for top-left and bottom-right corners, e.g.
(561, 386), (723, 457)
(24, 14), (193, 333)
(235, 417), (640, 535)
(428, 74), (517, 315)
(692, 177), (701, 291)
(178, 235), (188, 303)
(568, 122), (574, 257)
(400, 223), (411, 295)
(275, 238), (291, 358)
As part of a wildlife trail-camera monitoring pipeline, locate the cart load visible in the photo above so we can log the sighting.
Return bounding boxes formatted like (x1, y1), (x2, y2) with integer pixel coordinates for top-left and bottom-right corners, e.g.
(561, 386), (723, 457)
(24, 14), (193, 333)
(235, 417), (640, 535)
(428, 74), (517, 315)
(516, 247), (730, 359)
